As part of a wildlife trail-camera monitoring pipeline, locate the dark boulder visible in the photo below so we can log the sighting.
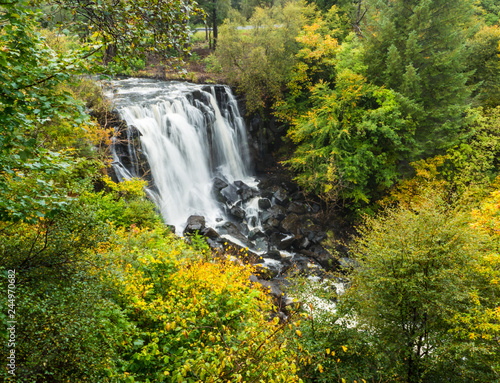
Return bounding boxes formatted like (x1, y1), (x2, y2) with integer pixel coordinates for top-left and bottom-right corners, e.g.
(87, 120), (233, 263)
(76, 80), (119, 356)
(213, 177), (228, 190)
(287, 201), (307, 215)
(216, 222), (251, 246)
(280, 213), (301, 235)
(273, 187), (289, 206)
(183, 215), (206, 236)
(229, 205), (246, 221)
(258, 198), (272, 210)
(201, 227), (220, 238)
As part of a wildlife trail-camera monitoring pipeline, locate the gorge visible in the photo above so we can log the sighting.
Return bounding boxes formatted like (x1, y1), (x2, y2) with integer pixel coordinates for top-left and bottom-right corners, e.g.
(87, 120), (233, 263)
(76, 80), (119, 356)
(106, 78), (343, 281)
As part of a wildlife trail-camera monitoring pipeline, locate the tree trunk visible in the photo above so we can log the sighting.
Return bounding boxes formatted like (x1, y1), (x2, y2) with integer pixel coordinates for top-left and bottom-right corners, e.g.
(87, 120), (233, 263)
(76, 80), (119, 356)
(212, 0), (218, 50)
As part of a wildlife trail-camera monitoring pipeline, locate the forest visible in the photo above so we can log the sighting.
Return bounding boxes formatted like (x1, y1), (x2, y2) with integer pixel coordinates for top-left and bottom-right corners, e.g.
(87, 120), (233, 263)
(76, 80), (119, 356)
(1, 0), (500, 382)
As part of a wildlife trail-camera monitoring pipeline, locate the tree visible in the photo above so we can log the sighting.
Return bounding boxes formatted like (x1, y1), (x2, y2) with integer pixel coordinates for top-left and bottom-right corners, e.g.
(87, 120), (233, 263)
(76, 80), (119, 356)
(42, 0), (201, 64)
(346, 192), (498, 382)
(215, 1), (313, 113)
(278, 28), (412, 205)
(465, 24), (500, 107)
(196, 0), (232, 49)
(363, 0), (476, 158)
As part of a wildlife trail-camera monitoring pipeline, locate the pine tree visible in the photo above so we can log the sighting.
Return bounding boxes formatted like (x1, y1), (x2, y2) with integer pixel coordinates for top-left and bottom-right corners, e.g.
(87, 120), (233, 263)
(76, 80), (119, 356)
(364, 0), (476, 158)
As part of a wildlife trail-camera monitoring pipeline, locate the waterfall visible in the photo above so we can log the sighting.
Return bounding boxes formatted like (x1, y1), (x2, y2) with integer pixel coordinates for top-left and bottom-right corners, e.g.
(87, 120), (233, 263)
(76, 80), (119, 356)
(107, 78), (256, 233)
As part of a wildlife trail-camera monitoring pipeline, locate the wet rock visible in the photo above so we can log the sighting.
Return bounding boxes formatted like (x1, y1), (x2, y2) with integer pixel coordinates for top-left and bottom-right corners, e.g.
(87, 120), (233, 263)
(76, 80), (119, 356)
(216, 222), (250, 246)
(260, 190), (274, 200)
(258, 198), (272, 210)
(291, 255), (326, 277)
(297, 236), (311, 249)
(254, 263), (280, 280)
(312, 231), (328, 244)
(206, 237), (223, 251)
(212, 178), (229, 203)
(248, 216), (257, 227)
(266, 249), (282, 260)
(235, 180), (259, 201)
(269, 232), (287, 249)
(183, 215), (206, 236)
(301, 246), (337, 271)
(280, 213), (301, 235)
(248, 229), (266, 241)
(213, 177), (228, 190)
(262, 223), (279, 236)
(267, 218), (280, 228)
(278, 234), (295, 250)
(273, 187), (289, 206)
(254, 237), (268, 253)
(221, 184), (239, 205)
(265, 205), (286, 221)
(201, 227), (220, 238)
(287, 202), (307, 215)
(229, 205), (246, 221)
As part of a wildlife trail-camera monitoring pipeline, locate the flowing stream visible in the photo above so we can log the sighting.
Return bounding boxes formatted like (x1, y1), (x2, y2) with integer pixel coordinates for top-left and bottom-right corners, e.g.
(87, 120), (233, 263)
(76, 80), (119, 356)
(106, 78), (261, 237)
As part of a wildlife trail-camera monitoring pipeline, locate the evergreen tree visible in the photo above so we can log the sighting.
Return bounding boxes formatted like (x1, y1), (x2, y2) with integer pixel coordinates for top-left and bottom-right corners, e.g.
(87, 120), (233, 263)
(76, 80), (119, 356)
(364, 0), (476, 158)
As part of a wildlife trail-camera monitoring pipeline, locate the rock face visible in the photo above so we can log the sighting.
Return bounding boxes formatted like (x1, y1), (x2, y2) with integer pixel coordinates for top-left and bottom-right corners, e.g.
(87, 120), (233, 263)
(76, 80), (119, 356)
(194, 169), (350, 281)
(183, 215), (206, 236)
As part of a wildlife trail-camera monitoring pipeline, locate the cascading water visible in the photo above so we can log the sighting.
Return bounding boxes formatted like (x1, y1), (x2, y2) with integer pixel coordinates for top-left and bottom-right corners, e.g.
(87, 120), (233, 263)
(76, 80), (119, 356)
(106, 77), (344, 287)
(106, 78), (260, 236)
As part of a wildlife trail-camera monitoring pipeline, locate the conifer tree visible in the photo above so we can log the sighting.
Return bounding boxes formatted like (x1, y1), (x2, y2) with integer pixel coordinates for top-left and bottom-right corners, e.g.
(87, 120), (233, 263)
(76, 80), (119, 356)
(364, 0), (476, 158)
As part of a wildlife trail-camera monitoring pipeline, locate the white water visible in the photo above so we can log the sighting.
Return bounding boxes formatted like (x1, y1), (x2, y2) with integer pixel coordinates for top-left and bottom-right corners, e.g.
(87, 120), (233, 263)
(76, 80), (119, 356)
(106, 79), (256, 233)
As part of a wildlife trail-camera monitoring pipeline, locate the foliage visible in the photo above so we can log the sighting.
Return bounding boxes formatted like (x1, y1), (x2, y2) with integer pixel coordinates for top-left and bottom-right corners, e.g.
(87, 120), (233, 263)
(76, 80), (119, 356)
(0, 194), (130, 382)
(345, 192), (498, 382)
(466, 24), (500, 107)
(98, 226), (303, 382)
(40, 0), (201, 65)
(445, 107), (500, 192)
(215, 1), (314, 113)
(91, 176), (162, 229)
(280, 31), (412, 206)
(363, 0), (475, 158)
(0, 1), (91, 156)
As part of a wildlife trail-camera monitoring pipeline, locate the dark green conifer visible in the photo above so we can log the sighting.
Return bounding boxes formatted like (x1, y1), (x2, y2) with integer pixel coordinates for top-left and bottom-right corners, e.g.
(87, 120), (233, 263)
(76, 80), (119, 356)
(364, 0), (476, 158)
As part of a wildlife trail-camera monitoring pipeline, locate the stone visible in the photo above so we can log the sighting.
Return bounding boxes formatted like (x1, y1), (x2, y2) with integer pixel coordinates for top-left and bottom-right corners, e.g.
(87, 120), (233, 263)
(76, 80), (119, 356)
(273, 187), (289, 206)
(213, 177), (228, 190)
(248, 229), (266, 241)
(183, 215), (206, 236)
(235, 180), (259, 201)
(201, 227), (220, 238)
(278, 234), (295, 250)
(216, 222), (250, 246)
(268, 205), (286, 220)
(287, 201), (307, 215)
(280, 213), (300, 235)
(258, 198), (272, 210)
(257, 280), (283, 298)
(265, 249), (282, 260)
(229, 205), (246, 221)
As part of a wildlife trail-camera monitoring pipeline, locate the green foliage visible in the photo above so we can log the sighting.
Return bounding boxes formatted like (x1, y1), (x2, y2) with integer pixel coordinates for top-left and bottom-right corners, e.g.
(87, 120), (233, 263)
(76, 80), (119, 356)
(40, 0), (201, 66)
(90, 176), (162, 229)
(363, 0), (476, 158)
(466, 24), (500, 107)
(215, 1), (314, 113)
(0, 195), (131, 382)
(345, 192), (499, 382)
(281, 31), (412, 206)
(99, 226), (303, 382)
(445, 107), (500, 192)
